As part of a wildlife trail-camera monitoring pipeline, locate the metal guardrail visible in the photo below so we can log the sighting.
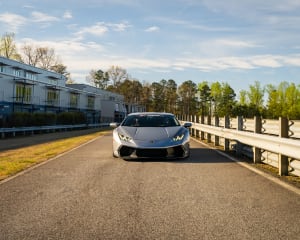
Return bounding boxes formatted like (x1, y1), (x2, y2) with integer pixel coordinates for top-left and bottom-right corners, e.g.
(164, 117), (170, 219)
(0, 123), (110, 139)
(179, 116), (300, 177)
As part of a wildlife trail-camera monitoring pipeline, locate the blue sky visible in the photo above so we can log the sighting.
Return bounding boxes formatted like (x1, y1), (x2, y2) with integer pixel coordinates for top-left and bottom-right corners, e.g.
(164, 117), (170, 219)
(1, 0), (300, 95)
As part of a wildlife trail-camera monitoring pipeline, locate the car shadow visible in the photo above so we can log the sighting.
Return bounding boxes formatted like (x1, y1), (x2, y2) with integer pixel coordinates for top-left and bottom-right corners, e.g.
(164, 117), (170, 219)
(126, 147), (244, 164)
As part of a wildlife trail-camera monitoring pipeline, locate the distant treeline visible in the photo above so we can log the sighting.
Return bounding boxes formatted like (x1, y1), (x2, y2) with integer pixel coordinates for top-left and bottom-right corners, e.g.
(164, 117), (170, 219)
(88, 67), (300, 119)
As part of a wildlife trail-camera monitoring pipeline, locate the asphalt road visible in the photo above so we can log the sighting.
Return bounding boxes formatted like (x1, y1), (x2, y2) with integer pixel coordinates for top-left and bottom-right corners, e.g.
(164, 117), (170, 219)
(0, 133), (299, 240)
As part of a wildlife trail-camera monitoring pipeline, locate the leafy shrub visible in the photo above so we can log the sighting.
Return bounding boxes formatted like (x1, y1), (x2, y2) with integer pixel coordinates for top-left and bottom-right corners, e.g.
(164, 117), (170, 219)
(7, 111), (86, 127)
(56, 112), (86, 125)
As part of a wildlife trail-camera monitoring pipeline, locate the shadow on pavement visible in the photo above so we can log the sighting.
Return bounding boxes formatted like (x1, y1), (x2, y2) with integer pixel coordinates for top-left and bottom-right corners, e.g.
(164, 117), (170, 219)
(124, 147), (241, 164)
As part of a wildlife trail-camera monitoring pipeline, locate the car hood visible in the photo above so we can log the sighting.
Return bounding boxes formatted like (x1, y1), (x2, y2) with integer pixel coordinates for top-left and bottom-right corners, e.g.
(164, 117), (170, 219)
(119, 126), (183, 141)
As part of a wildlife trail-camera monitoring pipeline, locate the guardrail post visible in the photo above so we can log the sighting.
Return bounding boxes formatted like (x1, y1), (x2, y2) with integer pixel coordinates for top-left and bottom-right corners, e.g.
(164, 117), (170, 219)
(214, 116), (219, 146)
(279, 117), (289, 176)
(236, 116), (243, 156)
(224, 116), (230, 151)
(191, 115), (195, 137)
(207, 115), (211, 143)
(195, 115), (200, 139)
(253, 116), (262, 163)
(200, 114), (205, 140)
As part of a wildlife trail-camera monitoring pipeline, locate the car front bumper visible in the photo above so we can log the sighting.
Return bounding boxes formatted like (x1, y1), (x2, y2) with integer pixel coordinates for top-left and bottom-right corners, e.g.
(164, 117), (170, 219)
(115, 143), (190, 160)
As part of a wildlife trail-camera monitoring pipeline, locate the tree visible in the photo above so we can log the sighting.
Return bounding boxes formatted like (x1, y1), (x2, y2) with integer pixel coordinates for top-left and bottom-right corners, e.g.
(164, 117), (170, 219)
(50, 63), (68, 75)
(210, 82), (222, 116)
(238, 90), (247, 106)
(117, 79), (143, 105)
(284, 83), (300, 119)
(20, 44), (63, 72)
(140, 82), (153, 112)
(266, 84), (280, 118)
(210, 82), (236, 117)
(0, 33), (21, 60)
(247, 81), (265, 115)
(218, 83), (236, 117)
(87, 69), (110, 89)
(198, 81), (211, 116)
(107, 65), (128, 87)
(165, 79), (178, 113)
(151, 81), (165, 112)
(35, 47), (58, 70)
(21, 44), (40, 66)
(266, 82), (300, 119)
(178, 80), (198, 115)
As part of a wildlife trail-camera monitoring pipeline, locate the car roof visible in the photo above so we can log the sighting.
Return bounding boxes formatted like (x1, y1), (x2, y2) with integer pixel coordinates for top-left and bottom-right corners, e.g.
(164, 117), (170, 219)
(127, 112), (174, 117)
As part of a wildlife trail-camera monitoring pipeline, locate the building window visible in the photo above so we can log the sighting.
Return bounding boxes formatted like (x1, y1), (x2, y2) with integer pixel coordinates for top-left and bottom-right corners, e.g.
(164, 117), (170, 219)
(15, 84), (32, 103)
(13, 69), (22, 77)
(70, 93), (79, 108)
(26, 72), (37, 81)
(0, 66), (4, 73)
(47, 89), (59, 105)
(115, 103), (119, 111)
(87, 96), (95, 109)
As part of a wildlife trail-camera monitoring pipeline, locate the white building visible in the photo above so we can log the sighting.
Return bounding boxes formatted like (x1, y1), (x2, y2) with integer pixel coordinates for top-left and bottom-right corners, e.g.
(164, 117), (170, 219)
(0, 56), (128, 126)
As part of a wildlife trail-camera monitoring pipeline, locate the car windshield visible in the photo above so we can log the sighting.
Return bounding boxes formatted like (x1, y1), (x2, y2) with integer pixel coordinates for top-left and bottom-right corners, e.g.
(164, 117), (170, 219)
(122, 114), (180, 127)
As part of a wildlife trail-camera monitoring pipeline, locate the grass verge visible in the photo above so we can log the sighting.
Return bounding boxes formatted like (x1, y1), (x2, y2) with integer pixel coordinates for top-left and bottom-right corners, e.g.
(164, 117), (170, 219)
(0, 130), (109, 181)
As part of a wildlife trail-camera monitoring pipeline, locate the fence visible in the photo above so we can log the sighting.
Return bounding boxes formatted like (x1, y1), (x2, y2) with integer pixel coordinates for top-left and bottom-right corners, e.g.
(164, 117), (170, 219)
(0, 123), (110, 139)
(178, 115), (300, 177)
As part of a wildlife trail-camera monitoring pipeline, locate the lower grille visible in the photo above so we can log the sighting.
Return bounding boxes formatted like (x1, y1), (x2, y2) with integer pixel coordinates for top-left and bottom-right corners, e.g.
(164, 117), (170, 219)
(120, 146), (186, 159)
(136, 148), (167, 158)
(119, 146), (135, 157)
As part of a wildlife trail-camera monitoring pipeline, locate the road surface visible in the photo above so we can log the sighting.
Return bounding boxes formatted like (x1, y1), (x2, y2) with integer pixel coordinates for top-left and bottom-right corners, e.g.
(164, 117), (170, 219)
(0, 132), (299, 239)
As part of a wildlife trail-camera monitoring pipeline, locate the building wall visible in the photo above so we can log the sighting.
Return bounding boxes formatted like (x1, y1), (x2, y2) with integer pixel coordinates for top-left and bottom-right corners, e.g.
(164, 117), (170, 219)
(0, 56), (128, 126)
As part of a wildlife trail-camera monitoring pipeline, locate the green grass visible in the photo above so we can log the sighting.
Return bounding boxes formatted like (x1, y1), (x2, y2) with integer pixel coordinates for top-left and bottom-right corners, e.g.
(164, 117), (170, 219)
(0, 130), (109, 181)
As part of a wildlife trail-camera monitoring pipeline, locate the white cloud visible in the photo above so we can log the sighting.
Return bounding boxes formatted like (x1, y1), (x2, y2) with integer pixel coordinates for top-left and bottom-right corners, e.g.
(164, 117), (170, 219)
(282, 55), (300, 67)
(0, 11), (65, 32)
(74, 21), (131, 39)
(23, 5), (35, 9)
(0, 12), (27, 32)
(31, 11), (60, 23)
(150, 16), (234, 32)
(108, 22), (131, 31)
(192, 38), (261, 58)
(251, 55), (282, 68)
(216, 39), (260, 48)
(145, 26), (160, 32)
(18, 38), (105, 55)
(75, 22), (108, 38)
(63, 10), (72, 19)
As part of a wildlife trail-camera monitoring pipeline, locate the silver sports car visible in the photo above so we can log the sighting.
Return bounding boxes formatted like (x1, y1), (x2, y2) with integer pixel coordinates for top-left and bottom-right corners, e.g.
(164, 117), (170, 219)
(110, 112), (192, 160)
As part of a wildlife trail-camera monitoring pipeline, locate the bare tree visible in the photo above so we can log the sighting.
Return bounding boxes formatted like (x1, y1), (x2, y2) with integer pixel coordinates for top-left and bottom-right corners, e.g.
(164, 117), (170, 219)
(37, 47), (58, 70)
(0, 33), (21, 60)
(107, 65), (128, 86)
(21, 44), (67, 74)
(21, 44), (40, 66)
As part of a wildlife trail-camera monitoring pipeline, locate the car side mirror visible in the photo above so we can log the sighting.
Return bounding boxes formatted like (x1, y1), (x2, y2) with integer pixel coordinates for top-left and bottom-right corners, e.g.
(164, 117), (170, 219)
(110, 122), (120, 128)
(183, 122), (192, 128)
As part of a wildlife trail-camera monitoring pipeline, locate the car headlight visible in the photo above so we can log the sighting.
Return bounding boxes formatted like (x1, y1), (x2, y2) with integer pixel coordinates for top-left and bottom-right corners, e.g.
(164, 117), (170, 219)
(118, 133), (132, 142)
(173, 133), (185, 141)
